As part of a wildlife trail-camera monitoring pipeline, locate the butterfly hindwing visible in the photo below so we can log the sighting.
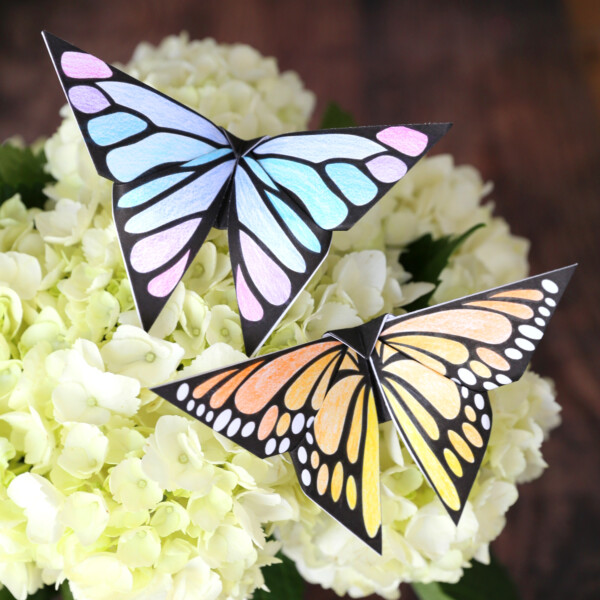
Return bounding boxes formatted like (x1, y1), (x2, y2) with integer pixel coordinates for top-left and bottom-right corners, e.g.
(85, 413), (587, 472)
(152, 339), (345, 458)
(229, 159), (332, 355)
(113, 157), (235, 330)
(42, 32), (229, 183)
(379, 266), (575, 392)
(251, 123), (451, 231)
(290, 348), (382, 552)
(371, 348), (491, 522)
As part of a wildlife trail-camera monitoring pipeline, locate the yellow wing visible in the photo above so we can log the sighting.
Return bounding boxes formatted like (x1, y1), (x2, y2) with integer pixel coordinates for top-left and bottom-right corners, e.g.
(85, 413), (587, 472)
(371, 346), (491, 522)
(290, 348), (383, 552)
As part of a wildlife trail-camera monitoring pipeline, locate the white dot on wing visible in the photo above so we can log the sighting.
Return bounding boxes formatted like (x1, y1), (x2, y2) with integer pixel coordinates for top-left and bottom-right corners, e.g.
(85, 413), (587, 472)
(213, 409), (232, 432)
(519, 325), (543, 340)
(241, 422), (255, 437)
(227, 418), (241, 437)
(301, 469), (311, 486)
(515, 338), (535, 351)
(176, 383), (189, 401)
(297, 446), (307, 463)
(458, 368), (477, 386)
(474, 394), (485, 409)
(542, 279), (559, 294)
(292, 413), (305, 434)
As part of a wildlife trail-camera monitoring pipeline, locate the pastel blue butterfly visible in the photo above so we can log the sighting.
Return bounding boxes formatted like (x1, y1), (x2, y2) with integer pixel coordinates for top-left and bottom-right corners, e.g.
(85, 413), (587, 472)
(44, 31), (451, 355)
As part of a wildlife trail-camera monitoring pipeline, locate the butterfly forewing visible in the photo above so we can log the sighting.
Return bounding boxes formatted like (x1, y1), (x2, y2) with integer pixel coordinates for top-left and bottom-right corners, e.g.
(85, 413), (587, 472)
(371, 347), (492, 523)
(229, 160), (332, 355)
(251, 123), (451, 231)
(43, 32), (237, 331)
(42, 32), (229, 183)
(290, 348), (382, 552)
(152, 339), (345, 458)
(379, 266), (575, 393)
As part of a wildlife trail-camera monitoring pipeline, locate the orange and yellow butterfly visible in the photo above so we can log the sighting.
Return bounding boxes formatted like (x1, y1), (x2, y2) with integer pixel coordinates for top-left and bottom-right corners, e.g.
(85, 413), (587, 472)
(153, 266), (574, 553)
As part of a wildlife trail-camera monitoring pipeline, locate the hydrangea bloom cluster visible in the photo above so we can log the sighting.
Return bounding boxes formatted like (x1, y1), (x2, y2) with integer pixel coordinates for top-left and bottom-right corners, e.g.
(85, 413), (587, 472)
(0, 33), (560, 600)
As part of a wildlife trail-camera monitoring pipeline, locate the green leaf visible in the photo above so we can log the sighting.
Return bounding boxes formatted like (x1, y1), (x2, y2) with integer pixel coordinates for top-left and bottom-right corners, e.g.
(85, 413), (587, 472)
(0, 143), (54, 209)
(399, 223), (485, 311)
(252, 553), (304, 600)
(60, 581), (74, 600)
(412, 554), (521, 600)
(319, 102), (357, 129)
(412, 582), (456, 600)
(0, 583), (57, 599)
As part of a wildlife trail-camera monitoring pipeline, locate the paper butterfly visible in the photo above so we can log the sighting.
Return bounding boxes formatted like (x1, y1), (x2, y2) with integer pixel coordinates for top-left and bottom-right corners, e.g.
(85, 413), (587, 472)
(43, 31), (451, 356)
(153, 266), (574, 552)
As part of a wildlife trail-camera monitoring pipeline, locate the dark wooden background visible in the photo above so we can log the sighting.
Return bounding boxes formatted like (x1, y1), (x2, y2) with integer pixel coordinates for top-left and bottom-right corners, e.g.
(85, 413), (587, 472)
(1, 1), (599, 599)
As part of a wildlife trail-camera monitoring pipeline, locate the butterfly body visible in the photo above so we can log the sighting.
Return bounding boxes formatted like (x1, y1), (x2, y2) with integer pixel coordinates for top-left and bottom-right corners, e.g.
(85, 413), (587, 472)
(43, 31), (450, 354)
(153, 266), (575, 552)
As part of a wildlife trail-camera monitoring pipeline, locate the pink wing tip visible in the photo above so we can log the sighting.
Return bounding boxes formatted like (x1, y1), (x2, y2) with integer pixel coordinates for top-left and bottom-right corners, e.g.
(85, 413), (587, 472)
(60, 51), (112, 79)
(376, 126), (429, 157)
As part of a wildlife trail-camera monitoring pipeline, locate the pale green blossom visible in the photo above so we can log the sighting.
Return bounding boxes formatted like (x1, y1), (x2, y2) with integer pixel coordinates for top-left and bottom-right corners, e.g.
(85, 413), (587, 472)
(100, 325), (184, 387)
(117, 527), (161, 568)
(0, 252), (42, 300)
(61, 492), (109, 545)
(48, 339), (140, 425)
(109, 457), (163, 511)
(7, 473), (65, 544)
(141, 416), (214, 493)
(58, 423), (108, 478)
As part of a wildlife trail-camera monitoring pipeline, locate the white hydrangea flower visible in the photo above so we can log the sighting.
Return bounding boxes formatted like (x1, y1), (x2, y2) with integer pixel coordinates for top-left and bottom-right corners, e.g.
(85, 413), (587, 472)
(7, 473), (65, 544)
(141, 415), (215, 492)
(109, 457), (164, 511)
(100, 325), (184, 387)
(60, 491), (109, 546)
(47, 339), (140, 425)
(0, 252), (42, 300)
(170, 556), (222, 600)
(58, 423), (108, 479)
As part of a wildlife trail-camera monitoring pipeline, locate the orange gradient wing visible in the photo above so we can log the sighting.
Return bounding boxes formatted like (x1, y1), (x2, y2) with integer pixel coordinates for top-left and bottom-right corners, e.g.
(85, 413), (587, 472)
(153, 339), (345, 458)
(290, 348), (382, 552)
(379, 266), (575, 392)
(370, 266), (574, 522)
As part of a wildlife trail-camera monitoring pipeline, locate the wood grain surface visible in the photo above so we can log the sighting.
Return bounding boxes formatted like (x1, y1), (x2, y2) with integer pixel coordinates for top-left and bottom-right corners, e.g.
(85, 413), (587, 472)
(0, 1), (599, 599)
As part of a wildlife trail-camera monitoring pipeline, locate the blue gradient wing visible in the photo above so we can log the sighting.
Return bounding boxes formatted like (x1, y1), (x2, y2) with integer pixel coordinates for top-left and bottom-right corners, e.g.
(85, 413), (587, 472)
(252, 123), (451, 230)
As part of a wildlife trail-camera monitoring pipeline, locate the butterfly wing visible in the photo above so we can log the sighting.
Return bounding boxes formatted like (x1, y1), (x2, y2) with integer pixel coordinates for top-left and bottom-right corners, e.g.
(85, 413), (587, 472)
(43, 33), (236, 330)
(378, 266), (575, 391)
(152, 339), (345, 458)
(290, 348), (382, 552)
(42, 32), (229, 183)
(370, 265), (575, 521)
(153, 339), (383, 552)
(229, 158), (332, 355)
(113, 156), (235, 330)
(251, 123), (451, 231)
(371, 347), (490, 523)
